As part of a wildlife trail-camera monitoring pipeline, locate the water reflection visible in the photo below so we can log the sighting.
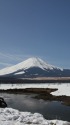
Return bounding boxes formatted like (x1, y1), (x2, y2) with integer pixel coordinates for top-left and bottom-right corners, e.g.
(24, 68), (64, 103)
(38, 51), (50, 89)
(0, 93), (70, 122)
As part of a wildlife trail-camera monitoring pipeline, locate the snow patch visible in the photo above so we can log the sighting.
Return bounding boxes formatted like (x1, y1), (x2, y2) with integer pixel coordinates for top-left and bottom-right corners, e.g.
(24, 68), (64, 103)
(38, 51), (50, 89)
(0, 108), (69, 125)
(51, 83), (70, 96)
(0, 83), (70, 96)
(14, 71), (25, 75)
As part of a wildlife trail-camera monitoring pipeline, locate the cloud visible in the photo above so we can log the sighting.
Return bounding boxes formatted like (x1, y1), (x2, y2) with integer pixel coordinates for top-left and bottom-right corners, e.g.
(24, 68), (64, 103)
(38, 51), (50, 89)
(0, 62), (12, 67)
(0, 52), (36, 62)
(0, 52), (23, 61)
(0, 52), (25, 69)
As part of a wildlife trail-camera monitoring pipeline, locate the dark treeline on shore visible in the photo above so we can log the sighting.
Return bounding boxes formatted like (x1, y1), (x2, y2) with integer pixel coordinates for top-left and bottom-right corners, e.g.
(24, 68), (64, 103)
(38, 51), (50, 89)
(0, 76), (70, 83)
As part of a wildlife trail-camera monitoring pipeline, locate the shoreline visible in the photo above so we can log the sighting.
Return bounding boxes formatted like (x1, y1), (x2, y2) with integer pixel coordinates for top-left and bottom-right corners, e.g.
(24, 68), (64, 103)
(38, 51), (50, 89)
(0, 88), (70, 106)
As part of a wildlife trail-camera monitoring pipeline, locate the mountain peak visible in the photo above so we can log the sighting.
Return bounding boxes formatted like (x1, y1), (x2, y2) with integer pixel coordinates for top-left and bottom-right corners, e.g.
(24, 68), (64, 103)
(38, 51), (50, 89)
(18, 57), (57, 70)
(24, 57), (43, 63)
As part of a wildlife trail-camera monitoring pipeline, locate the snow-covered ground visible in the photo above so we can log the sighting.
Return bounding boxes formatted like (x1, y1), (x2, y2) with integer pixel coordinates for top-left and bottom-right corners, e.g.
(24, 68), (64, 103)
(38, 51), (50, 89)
(0, 83), (70, 96)
(51, 83), (70, 96)
(0, 108), (69, 125)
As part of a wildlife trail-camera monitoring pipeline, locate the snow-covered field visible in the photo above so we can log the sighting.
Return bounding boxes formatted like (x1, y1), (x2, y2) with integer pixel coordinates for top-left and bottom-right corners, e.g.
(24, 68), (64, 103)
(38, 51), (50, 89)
(0, 83), (70, 96)
(51, 83), (70, 96)
(0, 108), (69, 125)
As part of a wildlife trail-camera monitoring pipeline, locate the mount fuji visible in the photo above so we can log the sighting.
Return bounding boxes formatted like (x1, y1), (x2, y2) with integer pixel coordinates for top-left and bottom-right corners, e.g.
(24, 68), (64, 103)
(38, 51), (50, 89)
(0, 57), (70, 80)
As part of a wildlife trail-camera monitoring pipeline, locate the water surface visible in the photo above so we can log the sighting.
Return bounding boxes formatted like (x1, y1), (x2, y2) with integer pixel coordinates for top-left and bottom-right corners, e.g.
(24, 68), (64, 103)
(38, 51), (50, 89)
(0, 92), (70, 122)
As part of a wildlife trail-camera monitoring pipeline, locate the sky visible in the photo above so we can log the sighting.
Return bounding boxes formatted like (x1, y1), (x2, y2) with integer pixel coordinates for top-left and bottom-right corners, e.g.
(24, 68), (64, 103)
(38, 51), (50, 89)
(0, 0), (70, 69)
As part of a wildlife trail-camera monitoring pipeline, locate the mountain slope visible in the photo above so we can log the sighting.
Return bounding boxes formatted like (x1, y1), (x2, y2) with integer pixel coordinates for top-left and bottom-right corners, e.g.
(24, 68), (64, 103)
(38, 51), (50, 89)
(0, 57), (62, 77)
(0, 57), (60, 75)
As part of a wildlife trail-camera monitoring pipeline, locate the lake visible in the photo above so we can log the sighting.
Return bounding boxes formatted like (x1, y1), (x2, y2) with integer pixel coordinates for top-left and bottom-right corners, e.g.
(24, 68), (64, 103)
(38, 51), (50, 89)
(0, 83), (70, 122)
(0, 92), (70, 122)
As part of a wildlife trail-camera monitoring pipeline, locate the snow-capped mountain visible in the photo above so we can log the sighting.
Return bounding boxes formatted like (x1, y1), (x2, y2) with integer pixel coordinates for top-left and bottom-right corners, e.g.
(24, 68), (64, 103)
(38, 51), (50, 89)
(0, 57), (61, 75)
(0, 57), (63, 78)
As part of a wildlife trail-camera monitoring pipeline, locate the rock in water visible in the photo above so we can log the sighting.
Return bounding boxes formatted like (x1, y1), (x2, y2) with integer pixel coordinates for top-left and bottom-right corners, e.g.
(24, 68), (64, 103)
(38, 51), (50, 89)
(0, 97), (7, 107)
